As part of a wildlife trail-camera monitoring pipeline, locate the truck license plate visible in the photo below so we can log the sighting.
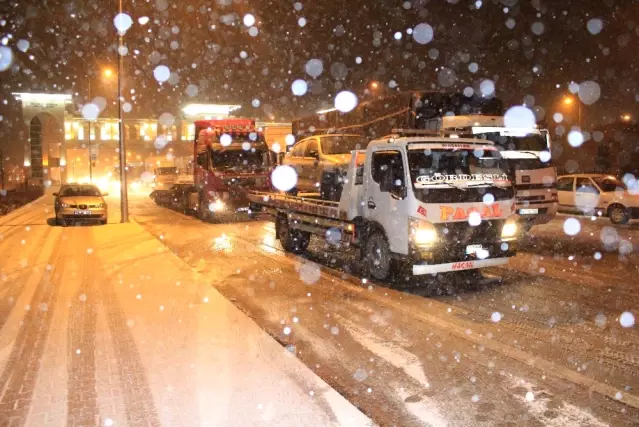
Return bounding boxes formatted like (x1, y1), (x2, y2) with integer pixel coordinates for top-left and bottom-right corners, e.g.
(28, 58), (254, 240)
(465, 244), (483, 255)
(519, 208), (539, 215)
(74, 210), (91, 215)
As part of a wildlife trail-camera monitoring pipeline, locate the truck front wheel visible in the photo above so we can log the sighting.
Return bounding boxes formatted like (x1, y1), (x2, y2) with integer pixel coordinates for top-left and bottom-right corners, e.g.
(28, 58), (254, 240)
(362, 231), (392, 281)
(276, 216), (310, 253)
(198, 192), (210, 222)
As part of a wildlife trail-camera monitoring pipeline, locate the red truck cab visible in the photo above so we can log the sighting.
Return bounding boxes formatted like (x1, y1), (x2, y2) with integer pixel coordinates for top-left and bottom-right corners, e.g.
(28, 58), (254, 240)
(193, 118), (273, 218)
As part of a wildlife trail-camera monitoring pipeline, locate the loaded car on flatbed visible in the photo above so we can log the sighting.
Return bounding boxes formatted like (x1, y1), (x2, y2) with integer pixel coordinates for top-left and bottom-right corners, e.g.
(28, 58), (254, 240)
(249, 130), (521, 280)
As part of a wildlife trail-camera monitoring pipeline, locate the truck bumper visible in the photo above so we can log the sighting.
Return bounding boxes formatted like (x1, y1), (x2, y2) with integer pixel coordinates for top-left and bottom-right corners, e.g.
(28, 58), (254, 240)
(410, 239), (517, 275)
(413, 257), (510, 275)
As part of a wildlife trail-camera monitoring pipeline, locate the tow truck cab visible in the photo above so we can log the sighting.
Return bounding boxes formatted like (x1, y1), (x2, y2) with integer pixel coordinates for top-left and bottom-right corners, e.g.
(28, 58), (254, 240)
(347, 134), (519, 278)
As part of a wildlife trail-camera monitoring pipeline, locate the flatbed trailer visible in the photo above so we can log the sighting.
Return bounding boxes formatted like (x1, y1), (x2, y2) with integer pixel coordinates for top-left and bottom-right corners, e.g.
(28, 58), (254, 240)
(249, 131), (521, 281)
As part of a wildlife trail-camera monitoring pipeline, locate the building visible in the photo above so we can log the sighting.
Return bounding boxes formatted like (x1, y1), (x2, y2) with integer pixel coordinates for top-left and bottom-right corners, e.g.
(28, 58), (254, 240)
(11, 93), (247, 186)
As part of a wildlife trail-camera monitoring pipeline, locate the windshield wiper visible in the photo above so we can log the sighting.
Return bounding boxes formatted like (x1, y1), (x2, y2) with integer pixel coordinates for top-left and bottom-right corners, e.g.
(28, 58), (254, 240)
(516, 151), (542, 157)
(466, 182), (509, 189)
(417, 181), (467, 191)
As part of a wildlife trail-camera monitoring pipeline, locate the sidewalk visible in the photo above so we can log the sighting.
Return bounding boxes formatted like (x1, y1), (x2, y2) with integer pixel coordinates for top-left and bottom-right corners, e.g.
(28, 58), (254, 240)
(0, 198), (372, 426)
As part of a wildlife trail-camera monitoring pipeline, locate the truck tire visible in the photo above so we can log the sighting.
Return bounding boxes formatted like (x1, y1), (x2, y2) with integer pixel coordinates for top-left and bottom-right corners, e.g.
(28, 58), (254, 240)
(608, 204), (630, 225)
(198, 192), (210, 222)
(362, 231), (392, 281)
(276, 216), (310, 253)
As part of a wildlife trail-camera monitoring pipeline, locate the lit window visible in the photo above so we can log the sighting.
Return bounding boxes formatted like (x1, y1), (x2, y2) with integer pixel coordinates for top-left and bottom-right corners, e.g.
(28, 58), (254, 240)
(112, 122), (119, 140)
(101, 123), (110, 140)
(187, 124), (195, 140)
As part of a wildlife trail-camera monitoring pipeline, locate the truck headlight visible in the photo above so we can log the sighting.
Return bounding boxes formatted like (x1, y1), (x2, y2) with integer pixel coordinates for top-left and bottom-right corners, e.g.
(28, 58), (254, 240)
(501, 218), (518, 239)
(409, 217), (438, 246)
(209, 199), (225, 212)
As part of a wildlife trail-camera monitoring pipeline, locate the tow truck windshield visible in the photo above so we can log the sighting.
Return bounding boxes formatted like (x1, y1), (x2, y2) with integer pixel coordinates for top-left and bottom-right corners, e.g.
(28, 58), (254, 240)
(408, 148), (513, 203)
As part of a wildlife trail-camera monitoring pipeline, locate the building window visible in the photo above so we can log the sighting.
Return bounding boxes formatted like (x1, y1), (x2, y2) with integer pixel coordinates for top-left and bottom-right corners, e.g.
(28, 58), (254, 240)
(125, 124), (130, 140)
(182, 123), (195, 141)
(100, 123), (110, 140)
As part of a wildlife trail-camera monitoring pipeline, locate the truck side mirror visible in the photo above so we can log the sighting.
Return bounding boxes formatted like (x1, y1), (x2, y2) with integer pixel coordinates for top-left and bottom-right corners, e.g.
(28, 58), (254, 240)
(390, 185), (407, 200)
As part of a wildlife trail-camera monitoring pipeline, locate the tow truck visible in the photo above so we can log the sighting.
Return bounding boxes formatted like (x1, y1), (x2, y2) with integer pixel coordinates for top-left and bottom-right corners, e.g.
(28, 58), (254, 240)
(249, 130), (520, 281)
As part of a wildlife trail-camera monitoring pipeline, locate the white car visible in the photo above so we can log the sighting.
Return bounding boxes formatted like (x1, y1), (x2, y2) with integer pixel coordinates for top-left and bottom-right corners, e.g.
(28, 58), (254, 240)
(556, 173), (639, 224)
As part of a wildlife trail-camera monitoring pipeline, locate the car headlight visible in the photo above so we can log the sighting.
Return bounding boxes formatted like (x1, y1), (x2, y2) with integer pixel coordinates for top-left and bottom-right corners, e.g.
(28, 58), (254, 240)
(409, 217), (438, 246)
(501, 218), (518, 239)
(61, 203), (70, 208)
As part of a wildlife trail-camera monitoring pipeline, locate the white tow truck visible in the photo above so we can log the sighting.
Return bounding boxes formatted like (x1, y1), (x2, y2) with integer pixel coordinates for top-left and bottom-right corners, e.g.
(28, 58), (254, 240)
(249, 131), (521, 281)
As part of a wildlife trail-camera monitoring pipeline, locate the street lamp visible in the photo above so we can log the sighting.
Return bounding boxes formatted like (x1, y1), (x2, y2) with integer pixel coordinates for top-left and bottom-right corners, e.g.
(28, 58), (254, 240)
(562, 95), (582, 128)
(370, 81), (379, 90)
(621, 114), (632, 122)
(103, 68), (114, 78)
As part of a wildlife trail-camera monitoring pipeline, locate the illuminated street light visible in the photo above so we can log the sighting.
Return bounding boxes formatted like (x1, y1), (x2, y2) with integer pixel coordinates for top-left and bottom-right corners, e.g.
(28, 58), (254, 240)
(561, 95), (581, 127)
(621, 114), (632, 122)
(103, 68), (114, 78)
(370, 81), (379, 90)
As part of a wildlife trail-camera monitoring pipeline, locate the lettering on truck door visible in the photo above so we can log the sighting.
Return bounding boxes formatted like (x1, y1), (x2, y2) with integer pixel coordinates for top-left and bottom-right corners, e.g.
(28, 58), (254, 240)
(365, 148), (410, 255)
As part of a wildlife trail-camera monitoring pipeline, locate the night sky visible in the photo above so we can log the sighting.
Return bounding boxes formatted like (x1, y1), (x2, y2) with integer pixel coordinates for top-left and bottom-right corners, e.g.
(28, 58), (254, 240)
(1, 0), (638, 161)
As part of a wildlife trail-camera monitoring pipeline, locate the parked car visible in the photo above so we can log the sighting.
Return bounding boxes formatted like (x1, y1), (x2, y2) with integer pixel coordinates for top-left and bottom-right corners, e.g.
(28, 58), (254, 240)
(53, 184), (108, 226)
(556, 173), (639, 224)
(282, 134), (365, 198)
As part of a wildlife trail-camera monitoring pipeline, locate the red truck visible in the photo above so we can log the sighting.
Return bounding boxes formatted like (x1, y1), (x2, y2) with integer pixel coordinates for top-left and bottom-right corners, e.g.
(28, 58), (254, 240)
(150, 118), (275, 218)
(173, 118), (274, 220)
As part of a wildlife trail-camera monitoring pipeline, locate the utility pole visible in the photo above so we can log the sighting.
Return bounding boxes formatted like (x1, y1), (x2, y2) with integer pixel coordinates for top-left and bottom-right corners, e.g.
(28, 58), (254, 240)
(117, 0), (129, 222)
(0, 148), (4, 190)
(88, 133), (93, 182)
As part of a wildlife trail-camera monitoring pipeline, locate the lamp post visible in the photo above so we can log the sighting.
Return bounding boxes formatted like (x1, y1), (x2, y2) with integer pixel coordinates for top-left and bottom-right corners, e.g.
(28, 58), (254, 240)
(117, 0), (129, 222)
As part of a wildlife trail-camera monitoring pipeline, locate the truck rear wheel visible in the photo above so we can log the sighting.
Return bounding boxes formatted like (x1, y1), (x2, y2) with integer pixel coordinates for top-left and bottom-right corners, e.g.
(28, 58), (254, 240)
(276, 216), (310, 253)
(362, 231), (392, 281)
